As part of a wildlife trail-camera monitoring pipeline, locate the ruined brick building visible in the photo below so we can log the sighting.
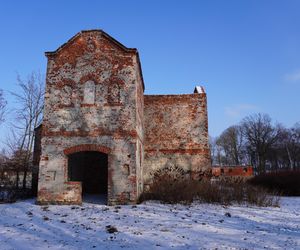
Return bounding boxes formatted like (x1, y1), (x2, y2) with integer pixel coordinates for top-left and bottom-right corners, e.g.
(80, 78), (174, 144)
(35, 30), (210, 205)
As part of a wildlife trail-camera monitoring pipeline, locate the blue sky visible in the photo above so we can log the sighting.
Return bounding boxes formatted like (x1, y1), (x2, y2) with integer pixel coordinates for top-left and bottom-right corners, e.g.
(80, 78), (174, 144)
(0, 0), (300, 144)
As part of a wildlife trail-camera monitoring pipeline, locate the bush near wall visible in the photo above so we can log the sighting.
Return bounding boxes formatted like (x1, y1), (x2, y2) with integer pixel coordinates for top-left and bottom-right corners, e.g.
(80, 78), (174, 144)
(140, 167), (280, 207)
(248, 170), (300, 196)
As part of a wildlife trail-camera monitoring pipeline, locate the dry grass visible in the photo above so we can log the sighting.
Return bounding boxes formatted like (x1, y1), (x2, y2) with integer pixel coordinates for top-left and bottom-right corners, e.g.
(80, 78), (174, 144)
(140, 172), (196, 204)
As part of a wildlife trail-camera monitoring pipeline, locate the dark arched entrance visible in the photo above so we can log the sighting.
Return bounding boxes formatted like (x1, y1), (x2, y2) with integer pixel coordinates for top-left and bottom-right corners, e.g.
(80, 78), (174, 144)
(68, 151), (108, 203)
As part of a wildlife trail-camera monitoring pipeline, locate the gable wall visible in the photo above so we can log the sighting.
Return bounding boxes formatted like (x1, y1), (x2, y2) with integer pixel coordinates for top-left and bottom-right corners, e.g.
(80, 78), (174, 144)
(37, 31), (143, 205)
(43, 33), (138, 136)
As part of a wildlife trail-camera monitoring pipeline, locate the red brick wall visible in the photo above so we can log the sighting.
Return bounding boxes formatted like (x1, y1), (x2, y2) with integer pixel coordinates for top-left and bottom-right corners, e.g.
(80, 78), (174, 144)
(43, 32), (139, 137)
(143, 93), (211, 183)
(212, 166), (254, 177)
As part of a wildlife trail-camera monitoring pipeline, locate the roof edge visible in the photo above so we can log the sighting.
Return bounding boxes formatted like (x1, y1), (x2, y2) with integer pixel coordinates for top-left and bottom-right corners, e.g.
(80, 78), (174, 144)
(135, 51), (145, 91)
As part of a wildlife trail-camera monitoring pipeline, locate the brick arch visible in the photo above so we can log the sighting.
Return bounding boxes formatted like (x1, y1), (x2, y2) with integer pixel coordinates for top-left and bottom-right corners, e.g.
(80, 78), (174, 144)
(105, 76), (125, 105)
(63, 144), (111, 156)
(56, 78), (77, 89)
(79, 73), (101, 85)
(109, 76), (125, 86)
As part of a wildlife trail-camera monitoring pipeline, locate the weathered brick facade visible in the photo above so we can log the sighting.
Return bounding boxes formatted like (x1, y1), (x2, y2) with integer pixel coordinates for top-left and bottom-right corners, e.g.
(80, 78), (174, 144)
(36, 30), (210, 205)
(143, 93), (211, 186)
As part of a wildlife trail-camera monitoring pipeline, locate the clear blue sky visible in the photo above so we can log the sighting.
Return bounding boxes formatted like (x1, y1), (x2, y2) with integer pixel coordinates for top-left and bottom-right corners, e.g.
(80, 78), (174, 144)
(0, 0), (300, 144)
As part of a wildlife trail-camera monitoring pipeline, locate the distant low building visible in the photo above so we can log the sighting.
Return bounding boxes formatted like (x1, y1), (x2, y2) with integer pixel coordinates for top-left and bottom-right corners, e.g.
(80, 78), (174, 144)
(212, 166), (253, 178)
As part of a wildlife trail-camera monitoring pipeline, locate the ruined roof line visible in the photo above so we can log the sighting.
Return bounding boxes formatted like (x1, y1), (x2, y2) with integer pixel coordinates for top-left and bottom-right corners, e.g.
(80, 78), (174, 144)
(145, 86), (206, 97)
(144, 93), (206, 97)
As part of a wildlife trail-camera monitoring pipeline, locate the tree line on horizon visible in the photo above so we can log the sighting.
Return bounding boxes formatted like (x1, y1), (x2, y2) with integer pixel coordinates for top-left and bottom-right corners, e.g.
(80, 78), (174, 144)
(210, 113), (300, 174)
(0, 72), (300, 189)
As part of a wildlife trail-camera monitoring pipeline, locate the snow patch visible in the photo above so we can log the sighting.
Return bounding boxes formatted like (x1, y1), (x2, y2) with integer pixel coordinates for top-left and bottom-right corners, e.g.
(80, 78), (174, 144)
(0, 197), (299, 249)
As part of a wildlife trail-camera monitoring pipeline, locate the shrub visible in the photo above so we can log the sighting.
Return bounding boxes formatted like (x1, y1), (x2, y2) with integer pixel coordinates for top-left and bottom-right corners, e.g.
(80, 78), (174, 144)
(140, 167), (280, 207)
(0, 188), (32, 203)
(0, 188), (17, 203)
(248, 170), (300, 196)
(140, 168), (197, 204)
(195, 180), (279, 206)
(243, 185), (280, 207)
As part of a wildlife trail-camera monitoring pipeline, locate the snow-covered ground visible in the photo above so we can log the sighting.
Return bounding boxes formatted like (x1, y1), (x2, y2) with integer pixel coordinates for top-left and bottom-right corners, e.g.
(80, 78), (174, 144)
(0, 197), (299, 249)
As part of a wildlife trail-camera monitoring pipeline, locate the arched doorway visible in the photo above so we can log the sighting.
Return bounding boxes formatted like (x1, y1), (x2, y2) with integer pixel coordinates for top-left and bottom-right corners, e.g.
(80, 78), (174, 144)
(68, 151), (108, 203)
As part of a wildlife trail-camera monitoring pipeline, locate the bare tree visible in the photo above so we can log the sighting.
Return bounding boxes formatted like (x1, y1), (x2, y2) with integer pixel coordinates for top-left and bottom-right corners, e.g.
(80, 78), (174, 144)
(210, 136), (225, 166)
(209, 136), (217, 165)
(292, 123), (300, 169)
(216, 125), (245, 165)
(278, 123), (300, 170)
(241, 113), (281, 174)
(9, 72), (44, 189)
(3, 128), (29, 189)
(0, 89), (7, 124)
